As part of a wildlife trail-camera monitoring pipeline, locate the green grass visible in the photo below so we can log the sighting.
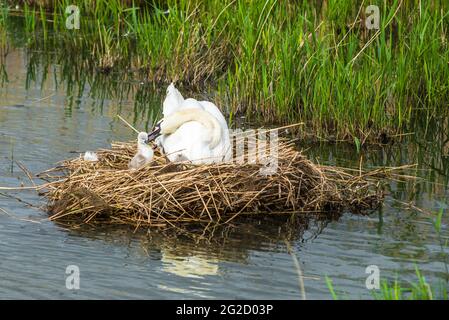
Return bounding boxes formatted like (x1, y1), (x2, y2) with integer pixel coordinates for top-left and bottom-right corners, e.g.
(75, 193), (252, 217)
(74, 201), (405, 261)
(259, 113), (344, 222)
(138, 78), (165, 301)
(373, 266), (443, 300)
(2, 0), (449, 142)
(326, 208), (449, 300)
(326, 266), (448, 300)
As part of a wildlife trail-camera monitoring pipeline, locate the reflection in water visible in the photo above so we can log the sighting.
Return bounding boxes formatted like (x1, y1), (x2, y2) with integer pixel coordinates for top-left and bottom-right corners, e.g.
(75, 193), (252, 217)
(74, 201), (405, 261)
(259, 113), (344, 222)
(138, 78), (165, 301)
(1, 17), (162, 133)
(56, 214), (337, 264)
(161, 253), (219, 279)
(46, 215), (337, 298)
(1, 17), (449, 299)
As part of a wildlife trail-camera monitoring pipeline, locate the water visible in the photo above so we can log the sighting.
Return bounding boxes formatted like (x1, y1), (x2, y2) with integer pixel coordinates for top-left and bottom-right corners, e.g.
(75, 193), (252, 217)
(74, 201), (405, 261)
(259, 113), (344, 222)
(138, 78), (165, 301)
(1, 29), (449, 300)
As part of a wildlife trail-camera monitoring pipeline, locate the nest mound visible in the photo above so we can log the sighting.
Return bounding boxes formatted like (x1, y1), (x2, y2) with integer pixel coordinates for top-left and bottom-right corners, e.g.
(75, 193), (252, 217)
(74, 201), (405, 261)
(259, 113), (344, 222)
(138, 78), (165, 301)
(38, 140), (383, 228)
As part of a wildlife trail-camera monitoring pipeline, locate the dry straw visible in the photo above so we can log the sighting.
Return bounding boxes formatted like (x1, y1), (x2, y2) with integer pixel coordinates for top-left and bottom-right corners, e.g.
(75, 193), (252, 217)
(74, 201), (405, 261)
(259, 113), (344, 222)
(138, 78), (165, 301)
(34, 132), (402, 230)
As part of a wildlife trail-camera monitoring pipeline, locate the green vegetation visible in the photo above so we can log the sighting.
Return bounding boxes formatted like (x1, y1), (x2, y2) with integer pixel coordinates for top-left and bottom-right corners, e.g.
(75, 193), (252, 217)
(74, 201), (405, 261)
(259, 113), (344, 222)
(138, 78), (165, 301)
(326, 208), (449, 300)
(1, 0), (449, 143)
(375, 267), (448, 300)
(327, 266), (448, 300)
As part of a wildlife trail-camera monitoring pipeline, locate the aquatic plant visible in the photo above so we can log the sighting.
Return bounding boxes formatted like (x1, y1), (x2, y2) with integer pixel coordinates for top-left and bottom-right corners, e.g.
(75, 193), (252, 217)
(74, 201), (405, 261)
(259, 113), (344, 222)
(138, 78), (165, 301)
(3, 0), (449, 143)
(326, 208), (449, 300)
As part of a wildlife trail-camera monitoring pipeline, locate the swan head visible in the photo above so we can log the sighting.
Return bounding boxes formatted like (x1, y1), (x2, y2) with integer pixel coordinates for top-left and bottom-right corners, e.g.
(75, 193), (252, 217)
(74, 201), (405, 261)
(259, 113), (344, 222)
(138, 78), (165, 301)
(137, 131), (149, 145)
(147, 120), (163, 142)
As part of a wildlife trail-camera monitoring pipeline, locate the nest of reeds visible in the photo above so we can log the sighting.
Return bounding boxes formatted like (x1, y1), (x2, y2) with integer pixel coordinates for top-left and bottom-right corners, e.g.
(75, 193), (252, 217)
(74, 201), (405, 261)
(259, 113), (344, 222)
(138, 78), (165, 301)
(37, 139), (385, 229)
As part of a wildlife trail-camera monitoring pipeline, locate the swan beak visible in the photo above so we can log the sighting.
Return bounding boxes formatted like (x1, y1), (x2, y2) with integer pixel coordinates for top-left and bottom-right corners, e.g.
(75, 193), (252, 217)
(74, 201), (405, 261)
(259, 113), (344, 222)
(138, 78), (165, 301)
(147, 124), (161, 142)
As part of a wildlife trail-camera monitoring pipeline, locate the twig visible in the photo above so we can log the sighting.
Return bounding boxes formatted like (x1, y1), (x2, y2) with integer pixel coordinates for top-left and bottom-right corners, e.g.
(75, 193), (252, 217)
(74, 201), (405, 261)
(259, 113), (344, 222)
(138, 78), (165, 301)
(285, 240), (306, 300)
(0, 207), (42, 224)
(349, 0), (402, 66)
(117, 115), (140, 134)
(0, 186), (37, 190)
(230, 122), (304, 136)
(0, 192), (40, 208)
(15, 161), (36, 187)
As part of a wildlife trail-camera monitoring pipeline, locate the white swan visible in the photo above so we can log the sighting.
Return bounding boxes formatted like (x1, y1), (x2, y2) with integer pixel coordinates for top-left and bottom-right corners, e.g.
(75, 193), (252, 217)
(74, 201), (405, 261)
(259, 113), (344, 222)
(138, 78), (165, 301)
(128, 132), (154, 170)
(148, 83), (231, 164)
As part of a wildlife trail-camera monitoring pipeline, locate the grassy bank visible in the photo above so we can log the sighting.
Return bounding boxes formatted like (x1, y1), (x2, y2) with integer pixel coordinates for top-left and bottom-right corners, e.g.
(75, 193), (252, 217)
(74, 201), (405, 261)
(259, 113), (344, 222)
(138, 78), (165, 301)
(1, 0), (449, 143)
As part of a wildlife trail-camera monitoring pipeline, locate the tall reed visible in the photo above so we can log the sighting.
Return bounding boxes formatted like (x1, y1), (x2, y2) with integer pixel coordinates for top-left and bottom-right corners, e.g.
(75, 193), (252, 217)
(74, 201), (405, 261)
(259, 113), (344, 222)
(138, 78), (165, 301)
(5, 0), (449, 142)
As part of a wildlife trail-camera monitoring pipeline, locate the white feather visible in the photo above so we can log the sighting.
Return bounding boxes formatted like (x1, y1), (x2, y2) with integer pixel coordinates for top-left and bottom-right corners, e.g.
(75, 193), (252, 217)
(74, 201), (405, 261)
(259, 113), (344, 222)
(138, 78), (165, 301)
(83, 151), (98, 162)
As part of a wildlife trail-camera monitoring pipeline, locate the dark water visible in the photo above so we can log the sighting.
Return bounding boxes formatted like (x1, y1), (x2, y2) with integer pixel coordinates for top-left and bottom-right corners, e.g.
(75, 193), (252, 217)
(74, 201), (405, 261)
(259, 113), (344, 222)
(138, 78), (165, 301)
(1, 26), (449, 300)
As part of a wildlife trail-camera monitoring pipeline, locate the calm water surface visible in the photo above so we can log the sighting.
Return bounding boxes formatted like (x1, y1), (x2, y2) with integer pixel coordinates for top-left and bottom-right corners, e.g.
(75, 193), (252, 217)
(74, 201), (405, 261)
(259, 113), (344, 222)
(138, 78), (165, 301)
(1, 31), (449, 300)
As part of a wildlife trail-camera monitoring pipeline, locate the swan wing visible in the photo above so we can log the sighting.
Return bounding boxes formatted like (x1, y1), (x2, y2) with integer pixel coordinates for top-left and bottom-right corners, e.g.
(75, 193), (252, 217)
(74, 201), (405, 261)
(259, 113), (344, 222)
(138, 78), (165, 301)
(198, 100), (231, 154)
(198, 100), (228, 131)
(129, 153), (151, 170)
(161, 123), (200, 163)
(164, 122), (231, 164)
(129, 154), (142, 169)
(180, 97), (204, 111)
(163, 83), (185, 117)
(178, 96), (227, 131)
